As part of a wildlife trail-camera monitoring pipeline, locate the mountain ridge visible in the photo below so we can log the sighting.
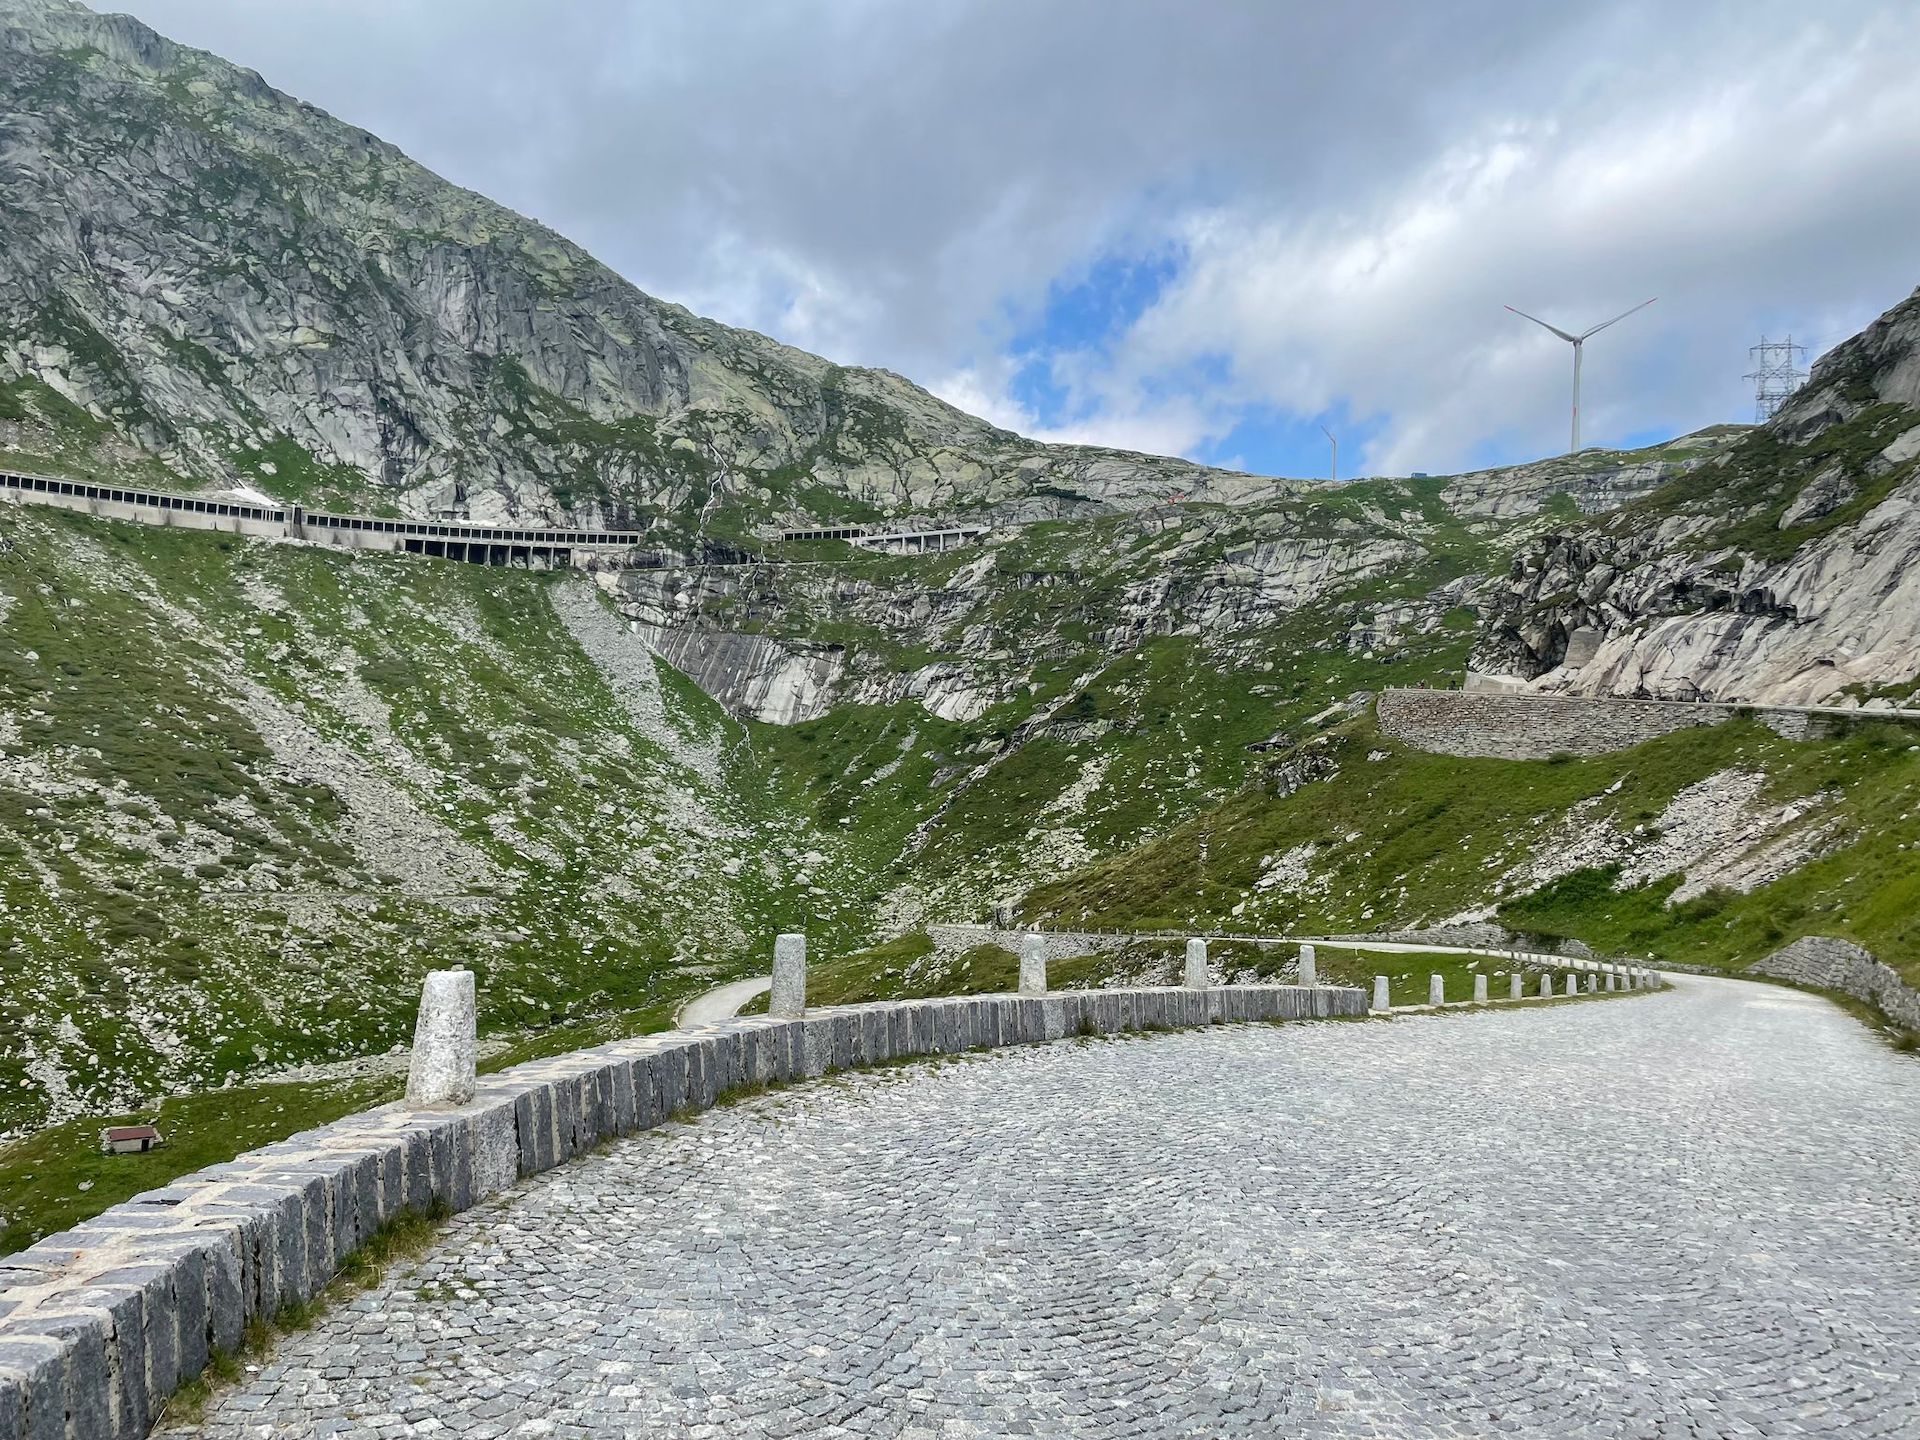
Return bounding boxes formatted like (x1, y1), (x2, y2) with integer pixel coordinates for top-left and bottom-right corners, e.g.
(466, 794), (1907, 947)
(1, 0), (1309, 534)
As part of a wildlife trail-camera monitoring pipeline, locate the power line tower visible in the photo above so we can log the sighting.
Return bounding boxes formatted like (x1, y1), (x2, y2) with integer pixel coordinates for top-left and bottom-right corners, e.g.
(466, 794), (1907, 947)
(1745, 335), (1807, 422)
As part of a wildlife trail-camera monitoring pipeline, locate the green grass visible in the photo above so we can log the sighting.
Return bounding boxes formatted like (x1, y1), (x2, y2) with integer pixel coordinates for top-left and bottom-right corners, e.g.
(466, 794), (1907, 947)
(1026, 709), (1920, 985)
(1620, 399), (1920, 563)
(737, 934), (1600, 1017)
(738, 932), (1124, 1012)
(1290, 945), (1577, 1004)
(0, 988), (693, 1256)
(0, 1074), (395, 1256)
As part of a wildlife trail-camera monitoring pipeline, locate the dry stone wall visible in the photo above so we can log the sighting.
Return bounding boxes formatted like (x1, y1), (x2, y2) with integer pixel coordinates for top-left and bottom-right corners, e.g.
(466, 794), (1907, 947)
(0, 984), (1359, 1440)
(1373, 688), (1885, 760)
(1751, 936), (1920, 1033)
(928, 924), (1132, 963)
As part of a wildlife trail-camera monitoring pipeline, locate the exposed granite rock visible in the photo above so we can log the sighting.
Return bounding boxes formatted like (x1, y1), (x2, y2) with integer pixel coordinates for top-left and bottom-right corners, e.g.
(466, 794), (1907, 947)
(1470, 292), (1920, 705)
(0, 0), (1297, 528)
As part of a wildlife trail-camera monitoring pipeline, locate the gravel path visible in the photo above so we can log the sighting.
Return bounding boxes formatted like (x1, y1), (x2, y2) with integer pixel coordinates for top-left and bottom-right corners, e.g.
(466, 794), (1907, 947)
(161, 976), (1920, 1438)
(675, 975), (773, 1029)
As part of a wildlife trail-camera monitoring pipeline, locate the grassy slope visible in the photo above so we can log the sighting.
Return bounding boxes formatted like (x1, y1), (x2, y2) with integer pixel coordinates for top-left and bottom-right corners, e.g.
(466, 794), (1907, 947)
(1023, 710), (1920, 986)
(734, 483), (1496, 924)
(0, 507), (813, 1129)
(2, 428), (1900, 1253)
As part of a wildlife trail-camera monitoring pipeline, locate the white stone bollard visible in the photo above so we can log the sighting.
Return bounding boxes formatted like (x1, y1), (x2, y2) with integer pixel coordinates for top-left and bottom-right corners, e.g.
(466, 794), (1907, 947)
(406, 969), (476, 1108)
(1509, 973), (1524, 1002)
(771, 933), (808, 1017)
(1564, 974), (1578, 996)
(1185, 937), (1209, 989)
(1372, 975), (1390, 1012)
(1018, 934), (1048, 995)
(1472, 972), (1488, 1004)
(1585, 973), (1598, 993)
(1605, 973), (1617, 991)
(1298, 943), (1317, 987)
(1539, 974), (1553, 999)
(1429, 973), (1445, 1006)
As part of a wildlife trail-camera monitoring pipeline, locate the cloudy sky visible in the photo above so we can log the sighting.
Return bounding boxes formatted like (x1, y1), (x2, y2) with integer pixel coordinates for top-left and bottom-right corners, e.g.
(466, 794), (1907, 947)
(116, 0), (1920, 478)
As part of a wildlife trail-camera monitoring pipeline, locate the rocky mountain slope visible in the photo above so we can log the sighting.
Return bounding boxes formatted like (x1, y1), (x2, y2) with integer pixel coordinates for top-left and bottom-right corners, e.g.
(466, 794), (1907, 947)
(1471, 290), (1920, 705)
(0, 0), (1292, 534)
(0, 0), (1731, 545)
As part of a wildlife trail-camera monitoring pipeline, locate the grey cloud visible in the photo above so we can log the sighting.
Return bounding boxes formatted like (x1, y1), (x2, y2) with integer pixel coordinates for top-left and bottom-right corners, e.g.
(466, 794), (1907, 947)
(110, 0), (1920, 471)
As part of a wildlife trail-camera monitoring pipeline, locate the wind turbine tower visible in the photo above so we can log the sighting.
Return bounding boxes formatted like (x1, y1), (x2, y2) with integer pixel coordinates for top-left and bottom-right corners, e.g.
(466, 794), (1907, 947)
(1505, 297), (1657, 453)
(1320, 424), (1337, 483)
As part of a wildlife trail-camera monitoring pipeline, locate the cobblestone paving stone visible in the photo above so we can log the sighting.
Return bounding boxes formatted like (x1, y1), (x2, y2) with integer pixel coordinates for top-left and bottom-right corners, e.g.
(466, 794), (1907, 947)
(161, 978), (1920, 1438)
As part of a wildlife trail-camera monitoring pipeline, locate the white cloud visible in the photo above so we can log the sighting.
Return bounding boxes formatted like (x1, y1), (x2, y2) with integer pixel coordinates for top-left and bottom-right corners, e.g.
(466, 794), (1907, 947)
(112, 0), (1920, 475)
(1056, 11), (1920, 473)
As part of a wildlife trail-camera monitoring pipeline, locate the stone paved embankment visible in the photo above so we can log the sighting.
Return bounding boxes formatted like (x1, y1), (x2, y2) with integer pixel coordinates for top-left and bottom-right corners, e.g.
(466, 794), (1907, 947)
(1375, 687), (1920, 759)
(163, 976), (1920, 1438)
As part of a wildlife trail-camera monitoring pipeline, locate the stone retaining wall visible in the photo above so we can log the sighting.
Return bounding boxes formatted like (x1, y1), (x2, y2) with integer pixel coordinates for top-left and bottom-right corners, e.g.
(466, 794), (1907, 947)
(927, 924), (1132, 962)
(1750, 936), (1920, 1033)
(1372, 688), (1906, 759)
(1311, 925), (1598, 960)
(0, 984), (1358, 1440)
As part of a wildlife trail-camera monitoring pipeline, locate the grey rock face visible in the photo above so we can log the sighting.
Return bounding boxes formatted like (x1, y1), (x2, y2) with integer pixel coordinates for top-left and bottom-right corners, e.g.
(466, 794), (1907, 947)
(404, 970), (476, 1107)
(1777, 465), (1858, 529)
(770, 934), (807, 1018)
(602, 504), (1452, 726)
(1438, 427), (1741, 520)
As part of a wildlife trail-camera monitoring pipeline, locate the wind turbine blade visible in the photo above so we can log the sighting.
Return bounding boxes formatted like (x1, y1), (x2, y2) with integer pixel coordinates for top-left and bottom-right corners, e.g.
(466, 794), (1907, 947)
(1505, 305), (1579, 344)
(1578, 297), (1657, 341)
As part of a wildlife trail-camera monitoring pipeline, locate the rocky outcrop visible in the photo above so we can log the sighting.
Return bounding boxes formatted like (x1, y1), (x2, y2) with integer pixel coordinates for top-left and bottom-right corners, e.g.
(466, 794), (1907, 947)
(639, 625), (847, 726)
(1769, 286), (1920, 442)
(1471, 296), (1920, 708)
(601, 508), (1453, 723)
(1438, 426), (1744, 520)
(1472, 465), (1920, 704)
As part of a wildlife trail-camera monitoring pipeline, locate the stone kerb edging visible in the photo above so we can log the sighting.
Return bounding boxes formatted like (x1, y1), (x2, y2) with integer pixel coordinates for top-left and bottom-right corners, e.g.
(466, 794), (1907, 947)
(0, 983), (1360, 1440)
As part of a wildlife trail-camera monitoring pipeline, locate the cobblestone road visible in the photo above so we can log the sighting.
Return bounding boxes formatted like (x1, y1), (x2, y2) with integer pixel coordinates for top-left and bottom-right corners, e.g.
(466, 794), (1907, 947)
(164, 978), (1920, 1438)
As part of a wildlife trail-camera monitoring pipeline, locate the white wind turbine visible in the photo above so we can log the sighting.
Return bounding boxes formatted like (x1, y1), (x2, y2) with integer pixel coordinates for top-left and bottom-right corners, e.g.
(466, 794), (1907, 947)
(1505, 297), (1657, 453)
